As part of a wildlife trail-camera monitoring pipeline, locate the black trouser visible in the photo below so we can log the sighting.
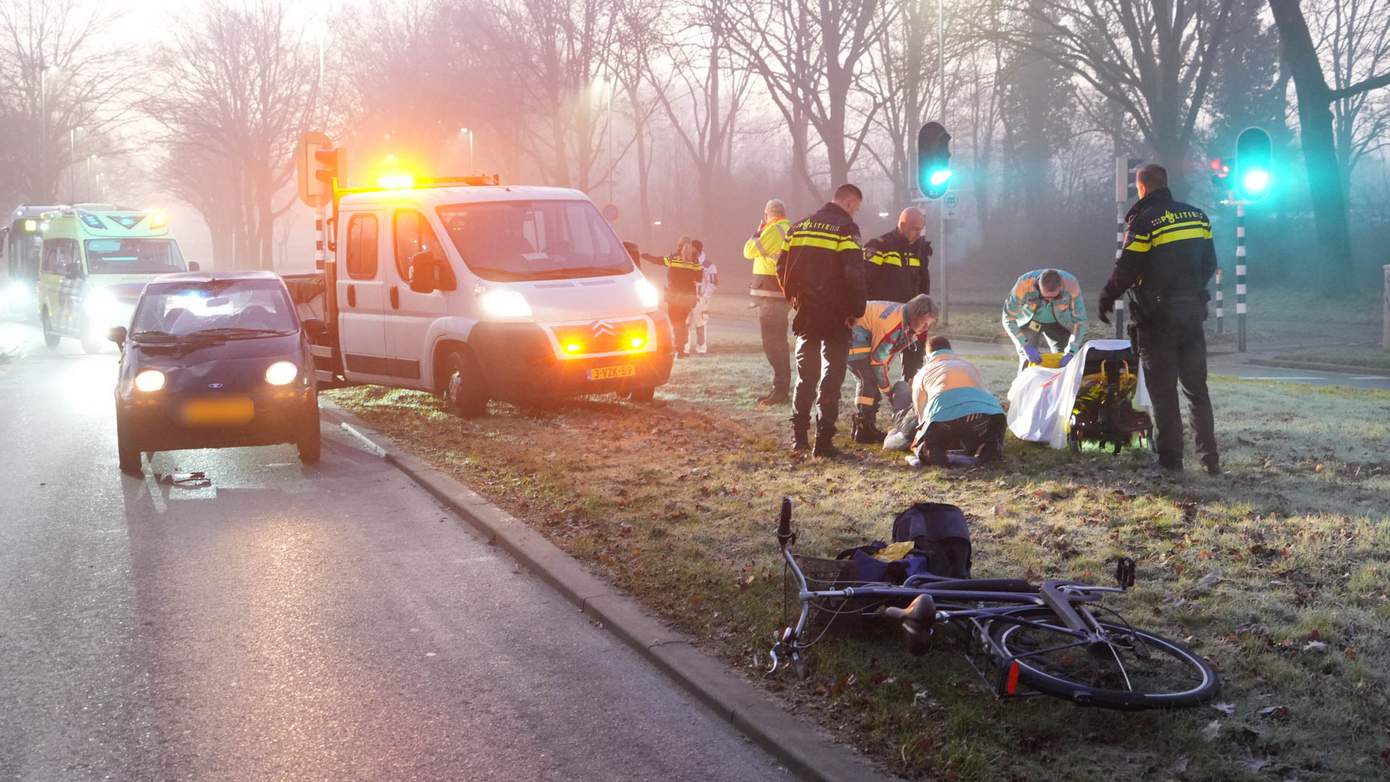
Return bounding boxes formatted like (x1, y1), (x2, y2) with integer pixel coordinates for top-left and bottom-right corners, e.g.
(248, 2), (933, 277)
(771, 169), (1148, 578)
(848, 358), (881, 420)
(900, 339), (924, 384)
(791, 328), (850, 435)
(917, 413), (1007, 466)
(1137, 317), (1219, 471)
(1017, 320), (1074, 370)
(755, 297), (791, 391)
(667, 292), (696, 356)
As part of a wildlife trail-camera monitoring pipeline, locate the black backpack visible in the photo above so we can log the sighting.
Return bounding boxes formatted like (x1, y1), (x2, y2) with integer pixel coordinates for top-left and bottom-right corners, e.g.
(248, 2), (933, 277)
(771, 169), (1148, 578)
(891, 502), (972, 580)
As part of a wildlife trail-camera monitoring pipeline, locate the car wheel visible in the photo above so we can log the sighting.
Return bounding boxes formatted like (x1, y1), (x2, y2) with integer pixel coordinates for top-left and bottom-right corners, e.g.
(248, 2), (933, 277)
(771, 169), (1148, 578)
(626, 385), (656, 403)
(443, 349), (488, 418)
(41, 308), (60, 350)
(298, 401), (322, 464)
(116, 416), (142, 476)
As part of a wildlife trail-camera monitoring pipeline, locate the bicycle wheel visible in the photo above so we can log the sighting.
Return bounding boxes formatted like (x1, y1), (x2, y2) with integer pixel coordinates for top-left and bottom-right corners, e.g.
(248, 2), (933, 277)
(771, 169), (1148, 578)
(988, 608), (1218, 710)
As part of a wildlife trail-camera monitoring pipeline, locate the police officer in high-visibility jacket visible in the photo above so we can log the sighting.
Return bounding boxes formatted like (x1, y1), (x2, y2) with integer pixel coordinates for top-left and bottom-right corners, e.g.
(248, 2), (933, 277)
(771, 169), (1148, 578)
(743, 199), (793, 404)
(1002, 268), (1088, 370)
(777, 184), (868, 457)
(1099, 163), (1220, 476)
(848, 295), (937, 444)
(862, 208), (932, 383)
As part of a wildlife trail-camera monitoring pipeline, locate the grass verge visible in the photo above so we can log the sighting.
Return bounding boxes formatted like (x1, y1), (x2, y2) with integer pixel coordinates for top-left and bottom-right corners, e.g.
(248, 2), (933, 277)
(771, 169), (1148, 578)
(330, 347), (1390, 781)
(1272, 347), (1390, 371)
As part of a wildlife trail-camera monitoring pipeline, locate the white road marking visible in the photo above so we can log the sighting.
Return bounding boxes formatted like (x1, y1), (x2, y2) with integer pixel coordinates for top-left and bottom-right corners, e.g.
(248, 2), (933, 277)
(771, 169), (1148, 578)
(1244, 376), (1326, 381)
(1349, 376), (1389, 380)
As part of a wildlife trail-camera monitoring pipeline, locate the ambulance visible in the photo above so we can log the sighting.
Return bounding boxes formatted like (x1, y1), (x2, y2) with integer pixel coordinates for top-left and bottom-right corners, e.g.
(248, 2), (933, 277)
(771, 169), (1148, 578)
(37, 205), (193, 352)
(285, 139), (672, 415)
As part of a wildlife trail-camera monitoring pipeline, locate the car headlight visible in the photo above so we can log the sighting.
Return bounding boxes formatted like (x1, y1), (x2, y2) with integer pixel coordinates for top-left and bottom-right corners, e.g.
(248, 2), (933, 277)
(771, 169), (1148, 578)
(265, 360), (299, 386)
(635, 277), (660, 309)
(134, 369), (166, 392)
(479, 288), (532, 318)
(84, 289), (118, 316)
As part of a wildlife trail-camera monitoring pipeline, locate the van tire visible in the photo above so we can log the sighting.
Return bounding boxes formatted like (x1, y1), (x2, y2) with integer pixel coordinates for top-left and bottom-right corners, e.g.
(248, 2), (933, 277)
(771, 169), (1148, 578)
(41, 309), (60, 350)
(298, 400), (322, 464)
(443, 350), (488, 418)
(627, 385), (656, 403)
(117, 416), (142, 476)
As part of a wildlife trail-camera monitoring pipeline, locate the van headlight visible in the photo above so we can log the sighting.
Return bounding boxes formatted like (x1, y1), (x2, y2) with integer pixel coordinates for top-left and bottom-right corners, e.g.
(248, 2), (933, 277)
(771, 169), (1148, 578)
(84, 288), (118, 317)
(134, 369), (166, 393)
(479, 288), (532, 318)
(264, 361), (299, 386)
(635, 278), (660, 309)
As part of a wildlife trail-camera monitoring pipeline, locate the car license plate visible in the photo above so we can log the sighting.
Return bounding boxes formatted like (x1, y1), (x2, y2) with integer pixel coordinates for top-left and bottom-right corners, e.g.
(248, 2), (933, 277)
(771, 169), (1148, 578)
(180, 396), (255, 426)
(587, 364), (636, 381)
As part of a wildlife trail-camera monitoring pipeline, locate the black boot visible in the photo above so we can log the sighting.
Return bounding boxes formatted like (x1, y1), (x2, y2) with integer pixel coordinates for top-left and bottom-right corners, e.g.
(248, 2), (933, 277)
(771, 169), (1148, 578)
(790, 428), (810, 452)
(851, 413), (885, 444)
(812, 429), (839, 458)
(759, 387), (790, 405)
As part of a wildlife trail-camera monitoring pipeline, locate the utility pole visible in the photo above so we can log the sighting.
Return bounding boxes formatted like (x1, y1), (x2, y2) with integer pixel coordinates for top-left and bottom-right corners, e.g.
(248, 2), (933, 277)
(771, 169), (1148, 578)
(38, 60), (50, 201)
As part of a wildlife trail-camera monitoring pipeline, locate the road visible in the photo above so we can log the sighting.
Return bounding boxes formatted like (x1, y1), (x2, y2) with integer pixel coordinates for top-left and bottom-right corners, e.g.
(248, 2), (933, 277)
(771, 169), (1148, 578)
(0, 326), (787, 782)
(706, 313), (1390, 391)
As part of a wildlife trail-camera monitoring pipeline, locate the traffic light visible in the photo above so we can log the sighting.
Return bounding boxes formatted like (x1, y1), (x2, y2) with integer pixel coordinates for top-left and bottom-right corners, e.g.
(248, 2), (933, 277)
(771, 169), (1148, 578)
(1208, 157), (1231, 195)
(917, 122), (952, 199)
(1233, 127), (1273, 202)
(296, 131), (340, 208)
(1115, 156), (1143, 202)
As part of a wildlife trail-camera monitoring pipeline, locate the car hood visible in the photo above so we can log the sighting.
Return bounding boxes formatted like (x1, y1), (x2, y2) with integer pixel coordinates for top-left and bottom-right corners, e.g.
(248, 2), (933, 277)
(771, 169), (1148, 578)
(128, 332), (306, 393)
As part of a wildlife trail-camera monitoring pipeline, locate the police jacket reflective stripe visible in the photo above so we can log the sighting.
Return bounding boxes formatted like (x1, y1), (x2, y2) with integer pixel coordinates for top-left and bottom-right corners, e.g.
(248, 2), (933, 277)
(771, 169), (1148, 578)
(642, 253), (703, 297)
(1102, 188), (1217, 322)
(776, 202), (867, 336)
(744, 218), (790, 297)
(863, 229), (930, 302)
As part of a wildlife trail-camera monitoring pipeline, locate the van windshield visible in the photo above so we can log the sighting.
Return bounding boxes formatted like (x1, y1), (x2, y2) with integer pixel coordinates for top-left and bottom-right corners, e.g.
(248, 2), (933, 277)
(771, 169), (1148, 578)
(436, 200), (631, 281)
(85, 238), (187, 275)
(130, 279), (297, 339)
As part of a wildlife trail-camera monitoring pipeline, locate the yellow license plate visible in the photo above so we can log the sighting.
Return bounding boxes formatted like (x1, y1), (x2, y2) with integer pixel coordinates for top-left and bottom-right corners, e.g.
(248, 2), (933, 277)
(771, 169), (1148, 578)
(180, 396), (255, 426)
(587, 364), (636, 381)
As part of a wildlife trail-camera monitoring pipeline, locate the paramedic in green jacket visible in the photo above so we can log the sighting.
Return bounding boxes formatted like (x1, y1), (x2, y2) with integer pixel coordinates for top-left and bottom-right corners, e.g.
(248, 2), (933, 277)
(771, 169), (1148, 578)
(847, 295), (937, 444)
(1002, 268), (1088, 369)
(911, 337), (1006, 466)
(744, 199), (793, 405)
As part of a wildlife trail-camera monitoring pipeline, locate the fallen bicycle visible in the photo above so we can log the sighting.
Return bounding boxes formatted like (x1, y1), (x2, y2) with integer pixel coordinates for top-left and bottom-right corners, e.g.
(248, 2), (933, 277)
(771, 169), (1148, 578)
(769, 498), (1218, 710)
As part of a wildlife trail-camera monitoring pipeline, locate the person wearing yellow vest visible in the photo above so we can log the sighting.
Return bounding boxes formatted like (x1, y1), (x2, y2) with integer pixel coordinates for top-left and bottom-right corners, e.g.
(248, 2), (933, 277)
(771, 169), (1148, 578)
(640, 238), (705, 358)
(1002, 268), (1088, 369)
(910, 337), (1006, 466)
(743, 199), (793, 404)
(847, 295), (937, 444)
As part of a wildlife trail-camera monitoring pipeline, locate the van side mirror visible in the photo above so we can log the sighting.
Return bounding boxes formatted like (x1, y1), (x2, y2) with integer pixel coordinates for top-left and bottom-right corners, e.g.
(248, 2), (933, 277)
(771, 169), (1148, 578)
(408, 252), (437, 294)
(302, 318), (328, 341)
(187, 261), (201, 271)
(108, 326), (127, 347)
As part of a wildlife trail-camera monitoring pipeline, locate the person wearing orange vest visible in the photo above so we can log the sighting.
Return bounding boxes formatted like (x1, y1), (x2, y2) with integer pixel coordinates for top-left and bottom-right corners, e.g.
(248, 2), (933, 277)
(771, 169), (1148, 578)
(1002, 268), (1088, 369)
(847, 295), (937, 444)
(743, 199), (793, 404)
(910, 336), (1006, 466)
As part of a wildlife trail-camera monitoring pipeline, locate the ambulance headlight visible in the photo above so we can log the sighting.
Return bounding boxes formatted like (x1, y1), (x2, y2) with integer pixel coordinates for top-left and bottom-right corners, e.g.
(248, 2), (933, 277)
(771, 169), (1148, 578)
(479, 288), (532, 319)
(635, 278), (660, 309)
(85, 288), (118, 317)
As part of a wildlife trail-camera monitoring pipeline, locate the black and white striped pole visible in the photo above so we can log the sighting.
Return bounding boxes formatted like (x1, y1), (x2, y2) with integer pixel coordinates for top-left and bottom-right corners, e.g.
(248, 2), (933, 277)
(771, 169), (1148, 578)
(1114, 199), (1125, 338)
(1214, 267), (1224, 335)
(1235, 203), (1246, 352)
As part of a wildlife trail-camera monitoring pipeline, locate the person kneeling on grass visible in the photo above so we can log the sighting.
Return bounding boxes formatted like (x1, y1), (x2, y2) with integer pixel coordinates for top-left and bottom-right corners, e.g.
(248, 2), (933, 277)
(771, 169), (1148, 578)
(909, 337), (1007, 466)
(847, 294), (938, 444)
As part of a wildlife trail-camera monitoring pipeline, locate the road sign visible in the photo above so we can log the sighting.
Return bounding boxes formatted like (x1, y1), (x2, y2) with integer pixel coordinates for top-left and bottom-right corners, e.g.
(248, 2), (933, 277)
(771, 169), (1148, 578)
(943, 191), (960, 221)
(296, 131), (334, 208)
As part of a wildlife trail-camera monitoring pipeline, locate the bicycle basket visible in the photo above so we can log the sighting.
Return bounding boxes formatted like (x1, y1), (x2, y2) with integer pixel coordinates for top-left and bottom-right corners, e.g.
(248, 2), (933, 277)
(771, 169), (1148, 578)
(784, 554), (875, 637)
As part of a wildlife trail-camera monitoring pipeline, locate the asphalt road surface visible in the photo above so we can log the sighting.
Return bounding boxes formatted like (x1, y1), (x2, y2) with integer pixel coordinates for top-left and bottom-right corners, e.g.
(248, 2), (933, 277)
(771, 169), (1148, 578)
(0, 329), (786, 782)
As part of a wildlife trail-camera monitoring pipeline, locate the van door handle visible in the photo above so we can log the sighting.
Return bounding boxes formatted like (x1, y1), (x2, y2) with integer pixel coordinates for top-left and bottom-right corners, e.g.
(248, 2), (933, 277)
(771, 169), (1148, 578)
(346, 285), (356, 308)
(389, 286), (400, 310)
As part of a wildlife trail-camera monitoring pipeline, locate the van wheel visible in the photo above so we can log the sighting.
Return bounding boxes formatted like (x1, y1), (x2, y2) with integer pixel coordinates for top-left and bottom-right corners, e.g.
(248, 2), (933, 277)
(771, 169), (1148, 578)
(443, 350), (488, 418)
(41, 309), (60, 350)
(626, 385), (656, 403)
(297, 402), (321, 463)
(117, 416), (142, 476)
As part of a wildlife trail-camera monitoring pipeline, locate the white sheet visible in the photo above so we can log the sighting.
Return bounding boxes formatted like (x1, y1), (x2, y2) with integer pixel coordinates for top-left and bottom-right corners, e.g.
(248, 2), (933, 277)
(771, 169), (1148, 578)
(1006, 339), (1152, 449)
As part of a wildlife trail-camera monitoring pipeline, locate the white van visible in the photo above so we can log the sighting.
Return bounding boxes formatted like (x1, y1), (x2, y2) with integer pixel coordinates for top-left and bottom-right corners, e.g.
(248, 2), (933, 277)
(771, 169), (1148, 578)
(290, 180), (672, 414)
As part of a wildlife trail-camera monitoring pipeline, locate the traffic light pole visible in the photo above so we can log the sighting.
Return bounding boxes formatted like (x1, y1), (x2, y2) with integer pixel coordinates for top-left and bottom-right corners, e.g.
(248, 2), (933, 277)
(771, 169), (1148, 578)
(314, 205), (327, 271)
(1214, 267), (1224, 335)
(939, 199), (948, 327)
(1113, 199), (1126, 338)
(1236, 203), (1246, 352)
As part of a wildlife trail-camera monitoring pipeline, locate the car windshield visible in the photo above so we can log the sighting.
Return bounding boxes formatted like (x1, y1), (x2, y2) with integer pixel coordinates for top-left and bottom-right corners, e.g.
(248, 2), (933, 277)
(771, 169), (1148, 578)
(130, 279), (297, 339)
(85, 238), (187, 275)
(436, 199), (632, 281)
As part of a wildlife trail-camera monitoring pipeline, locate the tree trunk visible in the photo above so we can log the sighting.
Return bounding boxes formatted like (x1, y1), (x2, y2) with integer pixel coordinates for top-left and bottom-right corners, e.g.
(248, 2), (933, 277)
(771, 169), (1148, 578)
(1268, 0), (1355, 294)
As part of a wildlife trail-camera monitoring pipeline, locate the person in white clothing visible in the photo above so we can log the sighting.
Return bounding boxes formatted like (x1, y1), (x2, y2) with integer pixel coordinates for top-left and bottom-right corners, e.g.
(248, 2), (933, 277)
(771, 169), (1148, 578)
(687, 239), (719, 354)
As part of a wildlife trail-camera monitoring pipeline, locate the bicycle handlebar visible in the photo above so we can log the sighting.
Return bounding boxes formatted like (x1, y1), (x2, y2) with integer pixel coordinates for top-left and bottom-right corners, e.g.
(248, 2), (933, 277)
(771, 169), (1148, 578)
(777, 496), (792, 542)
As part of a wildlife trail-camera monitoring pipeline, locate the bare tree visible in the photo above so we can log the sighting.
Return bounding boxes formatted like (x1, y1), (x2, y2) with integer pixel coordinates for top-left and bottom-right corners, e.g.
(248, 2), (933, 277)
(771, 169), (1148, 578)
(142, 1), (321, 269)
(1269, 0), (1390, 292)
(1306, 0), (1390, 188)
(0, 0), (130, 202)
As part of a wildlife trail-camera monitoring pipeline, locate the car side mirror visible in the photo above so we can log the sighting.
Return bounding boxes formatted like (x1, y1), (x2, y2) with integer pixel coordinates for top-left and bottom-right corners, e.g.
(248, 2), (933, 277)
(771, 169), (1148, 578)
(108, 326), (127, 347)
(187, 261), (201, 271)
(302, 318), (328, 341)
(408, 252), (437, 294)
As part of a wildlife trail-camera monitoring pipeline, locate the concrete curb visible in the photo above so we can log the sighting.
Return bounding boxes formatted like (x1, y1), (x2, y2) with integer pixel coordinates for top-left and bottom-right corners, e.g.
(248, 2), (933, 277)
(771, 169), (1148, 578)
(322, 402), (899, 782)
(1248, 358), (1390, 377)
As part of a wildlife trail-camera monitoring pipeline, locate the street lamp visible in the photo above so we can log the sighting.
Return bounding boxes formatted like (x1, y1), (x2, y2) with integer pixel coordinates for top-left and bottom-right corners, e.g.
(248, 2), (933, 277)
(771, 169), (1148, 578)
(38, 60), (52, 200)
(459, 127), (474, 172)
(70, 126), (82, 202)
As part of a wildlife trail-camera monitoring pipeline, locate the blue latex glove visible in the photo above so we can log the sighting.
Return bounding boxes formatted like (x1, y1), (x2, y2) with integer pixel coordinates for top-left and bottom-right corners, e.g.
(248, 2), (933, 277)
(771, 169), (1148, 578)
(1023, 346), (1042, 365)
(1059, 352), (1074, 368)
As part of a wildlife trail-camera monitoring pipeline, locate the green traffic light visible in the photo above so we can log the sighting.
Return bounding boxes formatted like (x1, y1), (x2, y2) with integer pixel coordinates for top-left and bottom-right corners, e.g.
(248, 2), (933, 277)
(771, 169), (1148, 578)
(929, 169), (952, 187)
(1241, 170), (1269, 196)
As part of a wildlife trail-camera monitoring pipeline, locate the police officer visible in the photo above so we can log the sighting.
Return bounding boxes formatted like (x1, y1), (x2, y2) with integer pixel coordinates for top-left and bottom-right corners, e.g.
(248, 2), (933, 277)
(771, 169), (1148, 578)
(862, 207), (931, 382)
(777, 184), (868, 457)
(1099, 163), (1220, 475)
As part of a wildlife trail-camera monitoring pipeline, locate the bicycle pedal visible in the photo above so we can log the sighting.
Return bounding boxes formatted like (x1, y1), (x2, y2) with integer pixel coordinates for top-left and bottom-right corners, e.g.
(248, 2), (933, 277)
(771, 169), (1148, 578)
(1115, 556), (1136, 589)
